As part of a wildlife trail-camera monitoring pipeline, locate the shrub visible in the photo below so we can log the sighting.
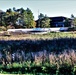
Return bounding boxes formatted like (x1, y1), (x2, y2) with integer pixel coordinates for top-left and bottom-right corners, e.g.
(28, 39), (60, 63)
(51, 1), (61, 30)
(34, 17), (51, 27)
(73, 65), (76, 75)
(7, 25), (15, 30)
(0, 26), (6, 31)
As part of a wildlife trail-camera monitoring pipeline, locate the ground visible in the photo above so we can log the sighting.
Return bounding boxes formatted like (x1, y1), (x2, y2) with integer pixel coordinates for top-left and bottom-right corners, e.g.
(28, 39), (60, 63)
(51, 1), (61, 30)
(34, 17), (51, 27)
(0, 31), (76, 40)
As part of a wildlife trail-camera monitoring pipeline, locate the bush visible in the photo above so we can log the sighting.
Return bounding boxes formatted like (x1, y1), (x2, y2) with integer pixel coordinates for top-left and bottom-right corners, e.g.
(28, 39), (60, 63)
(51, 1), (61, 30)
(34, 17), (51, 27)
(0, 26), (6, 31)
(68, 27), (76, 31)
(7, 25), (15, 29)
(73, 65), (76, 75)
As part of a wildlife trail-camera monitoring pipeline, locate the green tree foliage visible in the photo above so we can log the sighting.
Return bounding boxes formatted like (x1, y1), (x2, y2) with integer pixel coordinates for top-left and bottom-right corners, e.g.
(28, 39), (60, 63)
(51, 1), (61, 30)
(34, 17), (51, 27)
(5, 8), (18, 28)
(38, 13), (44, 27)
(16, 8), (36, 28)
(41, 15), (50, 28)
(64, 18), (71, 27)
(0, 11), (6, 26)
(70, 14), (75, 27)
(71, 14), (75, 19)
(24, 8), (36, 28)
(15, 8), (25, 28)
(0, 7), (36, 29)
(72, 18), (76, 27)
(38, 13), (50, 28)
(38, 13), (44, 19)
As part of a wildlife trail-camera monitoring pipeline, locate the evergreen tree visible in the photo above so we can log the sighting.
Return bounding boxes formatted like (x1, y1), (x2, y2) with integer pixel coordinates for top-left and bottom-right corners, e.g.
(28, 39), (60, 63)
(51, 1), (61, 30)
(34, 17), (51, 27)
(64, 18), (71, 27)
(38, 13), (50, 28)
(71, 14), (75, 20)
(72, 18), (76, 27)
(23, 8), (36, 28)
(41, 15), (50, 28)
(0, 11), (6, 26)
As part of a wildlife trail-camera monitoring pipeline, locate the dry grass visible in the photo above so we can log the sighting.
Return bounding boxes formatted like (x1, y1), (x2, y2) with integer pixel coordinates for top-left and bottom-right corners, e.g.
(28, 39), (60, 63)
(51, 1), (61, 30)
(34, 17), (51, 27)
(49, 50), (76, 67)
(0, 31), (76, 40)
(33, 50), (76, 68)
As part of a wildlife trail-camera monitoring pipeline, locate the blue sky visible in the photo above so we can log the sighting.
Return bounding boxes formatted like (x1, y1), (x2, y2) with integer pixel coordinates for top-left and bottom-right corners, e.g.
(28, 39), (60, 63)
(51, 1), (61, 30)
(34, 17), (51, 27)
(0, 0), (76, 20)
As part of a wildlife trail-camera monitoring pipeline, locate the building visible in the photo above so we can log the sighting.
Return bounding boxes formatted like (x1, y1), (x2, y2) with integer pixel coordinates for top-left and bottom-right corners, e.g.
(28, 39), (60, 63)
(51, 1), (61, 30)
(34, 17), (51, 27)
(36, 16), (72, 27)
(50, 16), (71, 27)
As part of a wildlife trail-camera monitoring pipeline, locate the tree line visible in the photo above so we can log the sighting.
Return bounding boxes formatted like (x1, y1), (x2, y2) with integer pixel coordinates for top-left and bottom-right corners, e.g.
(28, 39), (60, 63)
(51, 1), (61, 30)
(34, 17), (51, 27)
(0, 7), (50, 29)
(0, 7), (76, 30)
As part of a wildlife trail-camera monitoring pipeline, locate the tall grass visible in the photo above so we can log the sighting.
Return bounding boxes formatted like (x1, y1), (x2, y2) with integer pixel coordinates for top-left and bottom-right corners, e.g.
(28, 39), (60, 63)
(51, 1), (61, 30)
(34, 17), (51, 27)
(0, 32), (76, 74)
(0, 50), (76, 74)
